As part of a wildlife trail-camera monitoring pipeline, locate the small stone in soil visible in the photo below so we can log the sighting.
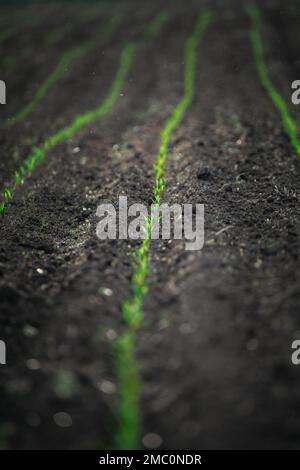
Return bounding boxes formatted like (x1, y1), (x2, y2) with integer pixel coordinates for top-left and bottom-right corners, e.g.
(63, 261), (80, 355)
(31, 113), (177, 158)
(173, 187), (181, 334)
(142, 432), (163, 449)
(197, 167), (211, 180)
(53, 412), (72, 428)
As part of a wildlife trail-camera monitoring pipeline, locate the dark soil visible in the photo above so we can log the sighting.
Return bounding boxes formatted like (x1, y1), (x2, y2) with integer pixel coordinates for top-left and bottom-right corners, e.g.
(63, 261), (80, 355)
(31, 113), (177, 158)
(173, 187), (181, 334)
(0, 0), (300, 450)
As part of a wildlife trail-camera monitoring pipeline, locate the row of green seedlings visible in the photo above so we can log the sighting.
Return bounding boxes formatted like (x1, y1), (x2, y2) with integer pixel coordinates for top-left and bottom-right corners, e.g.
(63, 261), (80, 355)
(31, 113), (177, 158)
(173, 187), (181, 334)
(247, 2), (300, 156)
(0, 8), (108, 70)
(4, 15), (123, 127)
(114, 10), (213, 450)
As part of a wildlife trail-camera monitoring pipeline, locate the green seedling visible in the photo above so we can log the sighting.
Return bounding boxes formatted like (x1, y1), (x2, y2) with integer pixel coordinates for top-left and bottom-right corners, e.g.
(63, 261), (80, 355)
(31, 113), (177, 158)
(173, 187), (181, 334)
(114, 11), (213, 450)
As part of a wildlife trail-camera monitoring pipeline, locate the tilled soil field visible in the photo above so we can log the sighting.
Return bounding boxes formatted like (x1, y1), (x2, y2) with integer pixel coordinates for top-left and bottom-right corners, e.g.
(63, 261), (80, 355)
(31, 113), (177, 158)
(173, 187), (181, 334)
(0, 0), (300, 450)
